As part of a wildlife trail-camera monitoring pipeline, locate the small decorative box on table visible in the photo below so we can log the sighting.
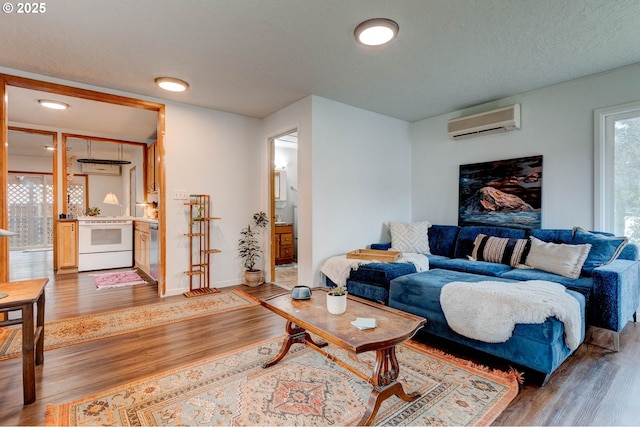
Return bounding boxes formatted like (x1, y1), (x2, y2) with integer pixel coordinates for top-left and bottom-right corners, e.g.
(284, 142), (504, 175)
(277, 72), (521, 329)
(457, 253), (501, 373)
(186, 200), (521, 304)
(346, 249), (401, 263)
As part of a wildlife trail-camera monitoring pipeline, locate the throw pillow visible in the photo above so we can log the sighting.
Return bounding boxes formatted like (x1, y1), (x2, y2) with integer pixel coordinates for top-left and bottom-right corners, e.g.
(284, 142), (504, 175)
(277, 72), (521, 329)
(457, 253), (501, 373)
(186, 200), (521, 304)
(525, 236), (591, 279)
(571, 227), (628, 274)
(389, 221), (431, 254)
(470, 233), (531, 267)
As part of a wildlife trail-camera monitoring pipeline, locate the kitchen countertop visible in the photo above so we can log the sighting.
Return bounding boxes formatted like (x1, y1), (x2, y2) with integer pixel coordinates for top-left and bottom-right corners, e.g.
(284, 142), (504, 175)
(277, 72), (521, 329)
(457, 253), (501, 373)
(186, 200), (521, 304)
(76, 216), (157, 223)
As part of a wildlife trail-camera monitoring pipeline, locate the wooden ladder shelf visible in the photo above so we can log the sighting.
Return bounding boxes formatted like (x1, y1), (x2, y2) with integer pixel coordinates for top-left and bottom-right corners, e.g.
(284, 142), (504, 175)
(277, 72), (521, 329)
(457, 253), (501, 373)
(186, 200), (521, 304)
(183, 194), (221, 297)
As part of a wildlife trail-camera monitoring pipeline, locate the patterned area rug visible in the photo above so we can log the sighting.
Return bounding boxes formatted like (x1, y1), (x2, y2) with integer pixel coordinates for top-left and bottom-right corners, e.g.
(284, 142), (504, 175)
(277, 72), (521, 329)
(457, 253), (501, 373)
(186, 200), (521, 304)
(93, 270), (148, 289)
(0, 290), (259, 360)
(44, 336), (520, 426)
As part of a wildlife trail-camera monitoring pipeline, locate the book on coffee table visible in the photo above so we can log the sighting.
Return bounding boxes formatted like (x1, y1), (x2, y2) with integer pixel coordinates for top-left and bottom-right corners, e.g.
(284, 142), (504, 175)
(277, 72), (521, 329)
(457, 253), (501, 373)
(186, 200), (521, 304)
(351, 317), (377, 330)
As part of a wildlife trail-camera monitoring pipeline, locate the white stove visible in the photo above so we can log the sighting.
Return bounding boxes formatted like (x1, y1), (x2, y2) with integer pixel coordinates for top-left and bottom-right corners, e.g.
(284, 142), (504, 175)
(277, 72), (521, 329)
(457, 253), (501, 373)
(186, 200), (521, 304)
(78, 216), (134, 272)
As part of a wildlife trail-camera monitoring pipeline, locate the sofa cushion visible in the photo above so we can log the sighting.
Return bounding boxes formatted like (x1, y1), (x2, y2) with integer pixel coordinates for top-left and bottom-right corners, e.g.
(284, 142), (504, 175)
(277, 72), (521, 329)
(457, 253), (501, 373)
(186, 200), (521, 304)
(428, 225), (461, 257)
(470, 233), (531, 267)
(346, 279), (390, 304)
(348, 262), (417, 287)
(370, 242), (392, 250)
(389, 221), (431, 253)
(571, 227), (628, 274)
(427, 255), (512, 276)
(499, 268), (594, 306)
(453, 226), (526, 259)
(524, 236), (591, 279)
(529, 229), (573, 244)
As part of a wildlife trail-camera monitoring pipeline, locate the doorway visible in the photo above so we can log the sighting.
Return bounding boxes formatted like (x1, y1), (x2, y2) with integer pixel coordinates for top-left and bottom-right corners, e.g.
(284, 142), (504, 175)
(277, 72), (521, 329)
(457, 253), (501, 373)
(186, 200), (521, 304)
(0, 74), (166, 294)
(271, 130), (298, 288)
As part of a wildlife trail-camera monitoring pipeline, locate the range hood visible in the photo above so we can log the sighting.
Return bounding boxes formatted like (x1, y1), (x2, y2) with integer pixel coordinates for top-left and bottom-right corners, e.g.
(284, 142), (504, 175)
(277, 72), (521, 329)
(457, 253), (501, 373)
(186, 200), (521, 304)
(77, 158), (131, 165)
(77, 140), (131, 164)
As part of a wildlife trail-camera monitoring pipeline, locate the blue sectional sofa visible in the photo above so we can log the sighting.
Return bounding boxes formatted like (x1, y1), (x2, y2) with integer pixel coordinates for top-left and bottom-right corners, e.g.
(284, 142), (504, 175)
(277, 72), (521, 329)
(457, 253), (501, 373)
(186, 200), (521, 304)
(331, 224), (640, 383)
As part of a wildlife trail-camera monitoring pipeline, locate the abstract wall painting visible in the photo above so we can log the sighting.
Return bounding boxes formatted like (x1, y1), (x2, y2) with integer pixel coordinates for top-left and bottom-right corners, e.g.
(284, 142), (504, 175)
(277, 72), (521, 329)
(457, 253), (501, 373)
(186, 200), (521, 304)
(459, 155), (542, 229)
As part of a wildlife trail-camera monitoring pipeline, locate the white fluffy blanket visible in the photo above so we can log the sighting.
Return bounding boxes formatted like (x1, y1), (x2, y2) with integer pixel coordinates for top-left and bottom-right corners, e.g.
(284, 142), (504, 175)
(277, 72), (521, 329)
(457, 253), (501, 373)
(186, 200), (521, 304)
(440, 280), (582, 350)
(321, 253), (429, 287)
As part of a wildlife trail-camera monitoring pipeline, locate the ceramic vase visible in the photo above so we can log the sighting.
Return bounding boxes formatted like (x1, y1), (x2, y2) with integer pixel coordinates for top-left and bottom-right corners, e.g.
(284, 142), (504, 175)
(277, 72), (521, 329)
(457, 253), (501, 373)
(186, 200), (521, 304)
(326, 292), (347, 314)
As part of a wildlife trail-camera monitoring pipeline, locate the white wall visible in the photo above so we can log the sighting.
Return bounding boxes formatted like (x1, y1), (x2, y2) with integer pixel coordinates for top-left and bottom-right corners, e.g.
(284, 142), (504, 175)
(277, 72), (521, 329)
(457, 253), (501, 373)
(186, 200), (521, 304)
(88, 174), (125, 216)
(163, 102), (263, 295)
(311, 96), (412, 284)
(411, 63), (640, 230)
(8, 154), (52, 173)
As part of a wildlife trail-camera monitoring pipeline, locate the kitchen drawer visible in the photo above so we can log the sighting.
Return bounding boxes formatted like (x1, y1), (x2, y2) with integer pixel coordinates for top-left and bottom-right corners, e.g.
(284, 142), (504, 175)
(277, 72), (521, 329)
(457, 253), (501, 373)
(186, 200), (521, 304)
(280, 245), (294, 258)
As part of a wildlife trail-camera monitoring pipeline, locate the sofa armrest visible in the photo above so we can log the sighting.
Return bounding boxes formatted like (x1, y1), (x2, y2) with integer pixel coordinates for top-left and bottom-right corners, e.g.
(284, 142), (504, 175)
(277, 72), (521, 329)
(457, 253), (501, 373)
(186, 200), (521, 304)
(370, 242), (392, 250)
(591, 259), (640, 332)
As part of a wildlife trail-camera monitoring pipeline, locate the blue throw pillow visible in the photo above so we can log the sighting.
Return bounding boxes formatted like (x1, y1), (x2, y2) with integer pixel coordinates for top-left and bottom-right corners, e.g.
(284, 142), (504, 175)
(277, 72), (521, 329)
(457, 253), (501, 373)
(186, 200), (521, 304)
(571, 227), (628, 274)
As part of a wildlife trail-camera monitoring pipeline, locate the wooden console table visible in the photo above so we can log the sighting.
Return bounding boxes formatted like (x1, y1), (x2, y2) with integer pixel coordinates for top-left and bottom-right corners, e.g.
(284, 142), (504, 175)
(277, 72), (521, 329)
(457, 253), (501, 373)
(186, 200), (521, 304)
(0, 278), (48, 405)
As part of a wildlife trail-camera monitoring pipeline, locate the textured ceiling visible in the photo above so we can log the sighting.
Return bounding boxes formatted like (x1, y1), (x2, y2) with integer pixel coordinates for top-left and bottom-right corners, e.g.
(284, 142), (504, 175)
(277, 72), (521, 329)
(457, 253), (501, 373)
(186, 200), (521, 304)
(1, 0), (640, 126)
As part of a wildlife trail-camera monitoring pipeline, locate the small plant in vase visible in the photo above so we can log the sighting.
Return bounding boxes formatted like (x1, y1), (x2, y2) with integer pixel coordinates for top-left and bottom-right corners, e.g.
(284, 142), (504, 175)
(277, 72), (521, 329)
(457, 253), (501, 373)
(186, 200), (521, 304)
(85, 207), (100, 216)
(238, 211), (269, 286)
(191, 206), (204, 226)
(327, 284), (348, 314)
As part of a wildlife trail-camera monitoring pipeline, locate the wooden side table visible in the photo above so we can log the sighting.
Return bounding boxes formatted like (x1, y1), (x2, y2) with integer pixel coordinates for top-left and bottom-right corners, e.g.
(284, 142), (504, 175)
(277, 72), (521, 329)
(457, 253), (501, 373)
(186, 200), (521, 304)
(0, 278), (48, 405)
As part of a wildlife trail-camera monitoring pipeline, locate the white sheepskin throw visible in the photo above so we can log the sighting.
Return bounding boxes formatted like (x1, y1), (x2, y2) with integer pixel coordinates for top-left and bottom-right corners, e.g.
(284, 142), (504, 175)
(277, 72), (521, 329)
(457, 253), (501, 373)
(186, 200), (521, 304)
(440, 280), (582, 350)
(398, 253), (429, 272)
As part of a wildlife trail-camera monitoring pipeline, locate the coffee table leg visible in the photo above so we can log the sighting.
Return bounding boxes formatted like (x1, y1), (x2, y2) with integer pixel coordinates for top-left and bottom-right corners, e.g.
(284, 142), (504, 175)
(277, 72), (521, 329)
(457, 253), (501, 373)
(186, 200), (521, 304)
(262, 320), (327, 368)
(358, 346), (420, 426)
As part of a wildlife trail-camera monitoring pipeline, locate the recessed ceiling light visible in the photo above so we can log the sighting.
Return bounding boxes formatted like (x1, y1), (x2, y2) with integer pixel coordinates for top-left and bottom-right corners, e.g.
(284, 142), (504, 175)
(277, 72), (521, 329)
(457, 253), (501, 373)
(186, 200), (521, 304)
(155, 77), (190, 92)
(38, 99), (69, 110)
(354, 18), (399, 46)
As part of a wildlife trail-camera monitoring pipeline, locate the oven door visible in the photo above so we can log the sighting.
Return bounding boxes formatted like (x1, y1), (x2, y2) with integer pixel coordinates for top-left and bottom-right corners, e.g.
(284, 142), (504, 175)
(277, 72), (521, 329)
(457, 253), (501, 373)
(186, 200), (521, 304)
(79, 222), (133, 254)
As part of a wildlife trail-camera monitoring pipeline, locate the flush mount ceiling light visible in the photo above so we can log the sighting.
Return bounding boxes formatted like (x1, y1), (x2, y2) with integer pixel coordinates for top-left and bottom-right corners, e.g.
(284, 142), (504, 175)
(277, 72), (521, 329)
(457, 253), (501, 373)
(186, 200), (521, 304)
(38, 99), (69, 110)
(155, 77), (190, 92)
(354, 18), (399, 46)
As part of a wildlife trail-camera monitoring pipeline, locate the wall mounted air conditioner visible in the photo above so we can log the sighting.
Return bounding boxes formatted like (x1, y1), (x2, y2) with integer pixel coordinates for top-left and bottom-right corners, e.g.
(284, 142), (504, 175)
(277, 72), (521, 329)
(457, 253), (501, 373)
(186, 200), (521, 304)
(447, 104), (521, 140)
(80, 162), (121, 176)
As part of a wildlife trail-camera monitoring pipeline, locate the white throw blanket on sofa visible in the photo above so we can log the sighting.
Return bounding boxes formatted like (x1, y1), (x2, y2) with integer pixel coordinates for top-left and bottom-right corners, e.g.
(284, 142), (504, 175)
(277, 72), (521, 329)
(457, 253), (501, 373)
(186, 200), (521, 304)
(321, 253), (429, 287)
(440, 280), (582, 350)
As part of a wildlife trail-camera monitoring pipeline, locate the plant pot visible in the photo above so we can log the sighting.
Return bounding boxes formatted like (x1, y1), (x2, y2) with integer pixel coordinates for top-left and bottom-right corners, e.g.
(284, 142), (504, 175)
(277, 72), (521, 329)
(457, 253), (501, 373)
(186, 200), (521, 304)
(244, 270), (264, 287)
(326, 292), (347, 314)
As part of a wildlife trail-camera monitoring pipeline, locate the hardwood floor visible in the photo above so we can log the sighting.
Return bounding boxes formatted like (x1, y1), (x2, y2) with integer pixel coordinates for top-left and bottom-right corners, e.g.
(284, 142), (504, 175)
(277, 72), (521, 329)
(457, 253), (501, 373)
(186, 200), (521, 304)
(1, 254), (639, 425)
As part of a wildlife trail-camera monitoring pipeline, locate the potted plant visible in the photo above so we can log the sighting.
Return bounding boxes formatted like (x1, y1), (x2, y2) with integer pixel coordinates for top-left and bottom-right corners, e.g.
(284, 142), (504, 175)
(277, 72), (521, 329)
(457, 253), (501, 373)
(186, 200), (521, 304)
(85, 207), (100, 216)
(327, 284), (348, 314)
(238, 211), (269, 286)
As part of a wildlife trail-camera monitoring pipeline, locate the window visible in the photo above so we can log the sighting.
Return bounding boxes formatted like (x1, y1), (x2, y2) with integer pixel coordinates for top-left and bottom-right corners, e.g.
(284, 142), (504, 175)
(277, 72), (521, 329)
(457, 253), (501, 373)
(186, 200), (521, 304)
(595, 102), (640, 244)
(7, 173), (88, 250)
(8, 172), (54, 249)
(67, 175), (87, 218)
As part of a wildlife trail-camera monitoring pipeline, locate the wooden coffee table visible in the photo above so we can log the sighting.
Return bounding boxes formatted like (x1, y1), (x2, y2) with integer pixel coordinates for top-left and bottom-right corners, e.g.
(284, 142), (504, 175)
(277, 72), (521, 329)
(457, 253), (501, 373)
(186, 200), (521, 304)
(260, 288), (426, 426)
